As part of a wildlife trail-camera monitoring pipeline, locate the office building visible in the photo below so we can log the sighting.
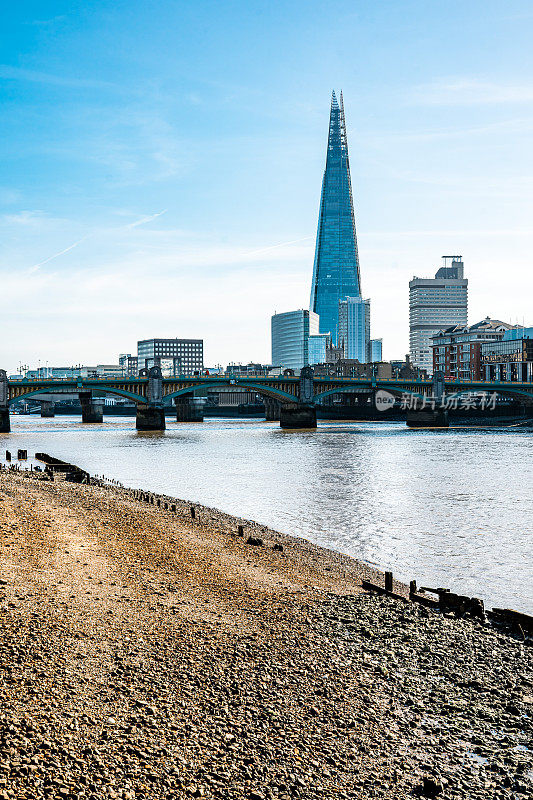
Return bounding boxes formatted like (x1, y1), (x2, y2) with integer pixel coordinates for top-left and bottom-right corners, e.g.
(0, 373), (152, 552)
(481, 327), (533, 382)
(338, 296), (370, 363)
(225, 363), (272, 376)
(271, 310), (319, 370)
(313, 359), (393, 380)
(137, 338), (203, 376)
(432, 318), (514, 380)
(308, 334), (331, 366)
(368, 338), (383, 362)
(409, 256), (468, 374)
(119, 354), (138, 376)
(310, 91), (362, 345)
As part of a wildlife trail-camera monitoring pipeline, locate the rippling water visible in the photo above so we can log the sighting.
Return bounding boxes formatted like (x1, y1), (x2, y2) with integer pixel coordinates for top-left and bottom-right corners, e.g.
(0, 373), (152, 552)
(2, 415), (532, 613)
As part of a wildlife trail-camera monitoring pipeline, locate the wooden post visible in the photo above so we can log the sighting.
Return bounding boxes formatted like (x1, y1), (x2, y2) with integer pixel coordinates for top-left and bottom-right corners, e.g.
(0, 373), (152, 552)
(237, 525), (244, 536)
(409, 580), (417, 596)
(190, 506), (196, 520)
(385, 571), (393, 593)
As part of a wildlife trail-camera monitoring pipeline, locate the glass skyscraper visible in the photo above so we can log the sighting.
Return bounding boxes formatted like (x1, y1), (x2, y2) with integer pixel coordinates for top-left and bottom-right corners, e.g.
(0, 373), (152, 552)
(338, 296), (370, 363)
(308, 333), (331, 365)
(310, 91), (362, 346)
(271, 310), (319, 370)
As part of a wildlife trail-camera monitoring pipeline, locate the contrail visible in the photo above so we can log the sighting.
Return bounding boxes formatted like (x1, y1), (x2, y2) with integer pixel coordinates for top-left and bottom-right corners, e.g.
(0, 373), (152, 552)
(28, 236), (88, 272)
(244, 235), (313, 257)
(27, 210), (167, 273)
(126, 209), (167, 228)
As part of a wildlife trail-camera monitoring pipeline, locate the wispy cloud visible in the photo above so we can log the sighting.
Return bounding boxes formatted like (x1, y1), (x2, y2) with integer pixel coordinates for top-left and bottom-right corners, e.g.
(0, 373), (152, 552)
(0, 64), (117, 90)
(25, 15), (67, 27)
(355, 117), (533, 145)
(408, 78), (533, 106)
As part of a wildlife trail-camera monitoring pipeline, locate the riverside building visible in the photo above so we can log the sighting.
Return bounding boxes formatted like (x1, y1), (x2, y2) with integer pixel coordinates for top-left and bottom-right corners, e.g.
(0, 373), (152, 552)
(137, 338), (203, 375)
(271, 309), (319, 370)
(481, 327), (533, 382)
(119, 354), (138, 376)
(432, 318), (514, 380)
(409, 256), (468, 375)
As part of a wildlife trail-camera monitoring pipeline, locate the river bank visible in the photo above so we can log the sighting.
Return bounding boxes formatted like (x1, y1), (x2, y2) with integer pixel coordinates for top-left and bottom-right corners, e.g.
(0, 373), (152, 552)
(0, 471), (531, 800)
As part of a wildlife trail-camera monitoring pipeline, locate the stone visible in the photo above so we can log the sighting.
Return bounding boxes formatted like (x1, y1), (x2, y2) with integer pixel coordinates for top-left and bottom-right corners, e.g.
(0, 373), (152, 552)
(421, 776), (444, 796)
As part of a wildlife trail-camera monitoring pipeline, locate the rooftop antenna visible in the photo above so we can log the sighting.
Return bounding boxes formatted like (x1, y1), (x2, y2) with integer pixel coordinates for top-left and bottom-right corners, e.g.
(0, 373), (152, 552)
(441, 255), (462, 267)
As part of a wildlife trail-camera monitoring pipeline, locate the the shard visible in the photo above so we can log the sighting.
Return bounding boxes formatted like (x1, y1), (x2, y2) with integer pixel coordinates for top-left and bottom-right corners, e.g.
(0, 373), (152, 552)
(309, 91), (362, 346)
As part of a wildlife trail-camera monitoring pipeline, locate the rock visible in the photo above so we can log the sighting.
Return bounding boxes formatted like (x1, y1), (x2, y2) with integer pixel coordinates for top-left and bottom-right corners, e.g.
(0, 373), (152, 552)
(246, 536), (263, 547)
(421, 776), (444, 797)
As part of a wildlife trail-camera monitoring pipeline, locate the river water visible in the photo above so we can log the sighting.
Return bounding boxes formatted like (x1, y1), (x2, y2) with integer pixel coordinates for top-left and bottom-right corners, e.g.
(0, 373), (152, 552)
(2, 415), (532, 614)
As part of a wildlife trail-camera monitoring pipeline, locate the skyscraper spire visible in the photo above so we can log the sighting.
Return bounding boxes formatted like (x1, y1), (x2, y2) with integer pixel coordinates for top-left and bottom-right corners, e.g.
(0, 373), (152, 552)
(309, 91), (362, 346)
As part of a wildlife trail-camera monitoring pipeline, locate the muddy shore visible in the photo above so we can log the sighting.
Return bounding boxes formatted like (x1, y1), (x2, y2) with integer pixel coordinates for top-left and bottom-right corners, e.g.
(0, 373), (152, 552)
(0, 471), (531, 800)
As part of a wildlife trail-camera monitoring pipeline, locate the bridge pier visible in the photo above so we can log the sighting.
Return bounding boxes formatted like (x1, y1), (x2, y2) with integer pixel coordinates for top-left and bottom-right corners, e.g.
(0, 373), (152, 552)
(406, 408), (449, 428)
(0, 406), (9, 433)
(40, 401), (55, 418)
(264, 397), (280, 421)
(174, 395), (204, 422)
(136, 365), (165, 431)
(79, 392), (104, 423)
(280, 403), (317, 429)
(405, 370), (449, 428)
(136, 404), (166, 431)
(0, 370), (9, 432)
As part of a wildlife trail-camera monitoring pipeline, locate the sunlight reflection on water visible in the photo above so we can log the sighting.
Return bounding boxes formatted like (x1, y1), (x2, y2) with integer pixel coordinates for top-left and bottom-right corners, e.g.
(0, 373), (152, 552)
(2, 415), (532, 613)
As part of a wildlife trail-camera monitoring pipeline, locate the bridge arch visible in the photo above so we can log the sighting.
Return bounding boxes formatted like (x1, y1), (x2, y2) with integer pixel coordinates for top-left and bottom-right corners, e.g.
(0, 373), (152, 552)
(8, 385), (147, 405)
(313, 383), (533, 406)
(163, 381), (298, 404)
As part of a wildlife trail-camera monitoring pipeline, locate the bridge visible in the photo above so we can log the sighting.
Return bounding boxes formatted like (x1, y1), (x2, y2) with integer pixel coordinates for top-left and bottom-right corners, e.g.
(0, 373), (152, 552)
(1, 366), (532, 431)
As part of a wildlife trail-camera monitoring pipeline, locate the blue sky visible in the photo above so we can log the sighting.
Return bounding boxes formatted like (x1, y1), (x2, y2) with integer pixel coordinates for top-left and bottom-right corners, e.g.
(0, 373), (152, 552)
(1, 0), (533, 371)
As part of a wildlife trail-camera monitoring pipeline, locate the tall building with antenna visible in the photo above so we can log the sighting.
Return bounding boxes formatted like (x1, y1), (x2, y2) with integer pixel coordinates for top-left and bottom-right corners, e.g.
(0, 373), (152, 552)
(309, 91), (364, 349)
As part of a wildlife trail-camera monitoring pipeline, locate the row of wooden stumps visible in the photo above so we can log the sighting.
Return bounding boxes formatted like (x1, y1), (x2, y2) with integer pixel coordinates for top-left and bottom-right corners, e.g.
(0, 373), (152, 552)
(131, 488), (217, 526)
(363, 571), (533, 637)
(129, 490), (281, 549)
(5, 449), (27, 462)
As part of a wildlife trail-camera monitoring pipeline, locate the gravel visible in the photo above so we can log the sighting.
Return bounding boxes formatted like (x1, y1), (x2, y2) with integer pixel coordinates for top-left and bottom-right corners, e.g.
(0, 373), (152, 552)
(0, 471), (531, 800)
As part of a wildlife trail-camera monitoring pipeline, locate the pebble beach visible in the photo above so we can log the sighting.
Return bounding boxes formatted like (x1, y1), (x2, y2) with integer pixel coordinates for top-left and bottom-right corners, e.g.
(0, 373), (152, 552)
(0, 470), (531, 800)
